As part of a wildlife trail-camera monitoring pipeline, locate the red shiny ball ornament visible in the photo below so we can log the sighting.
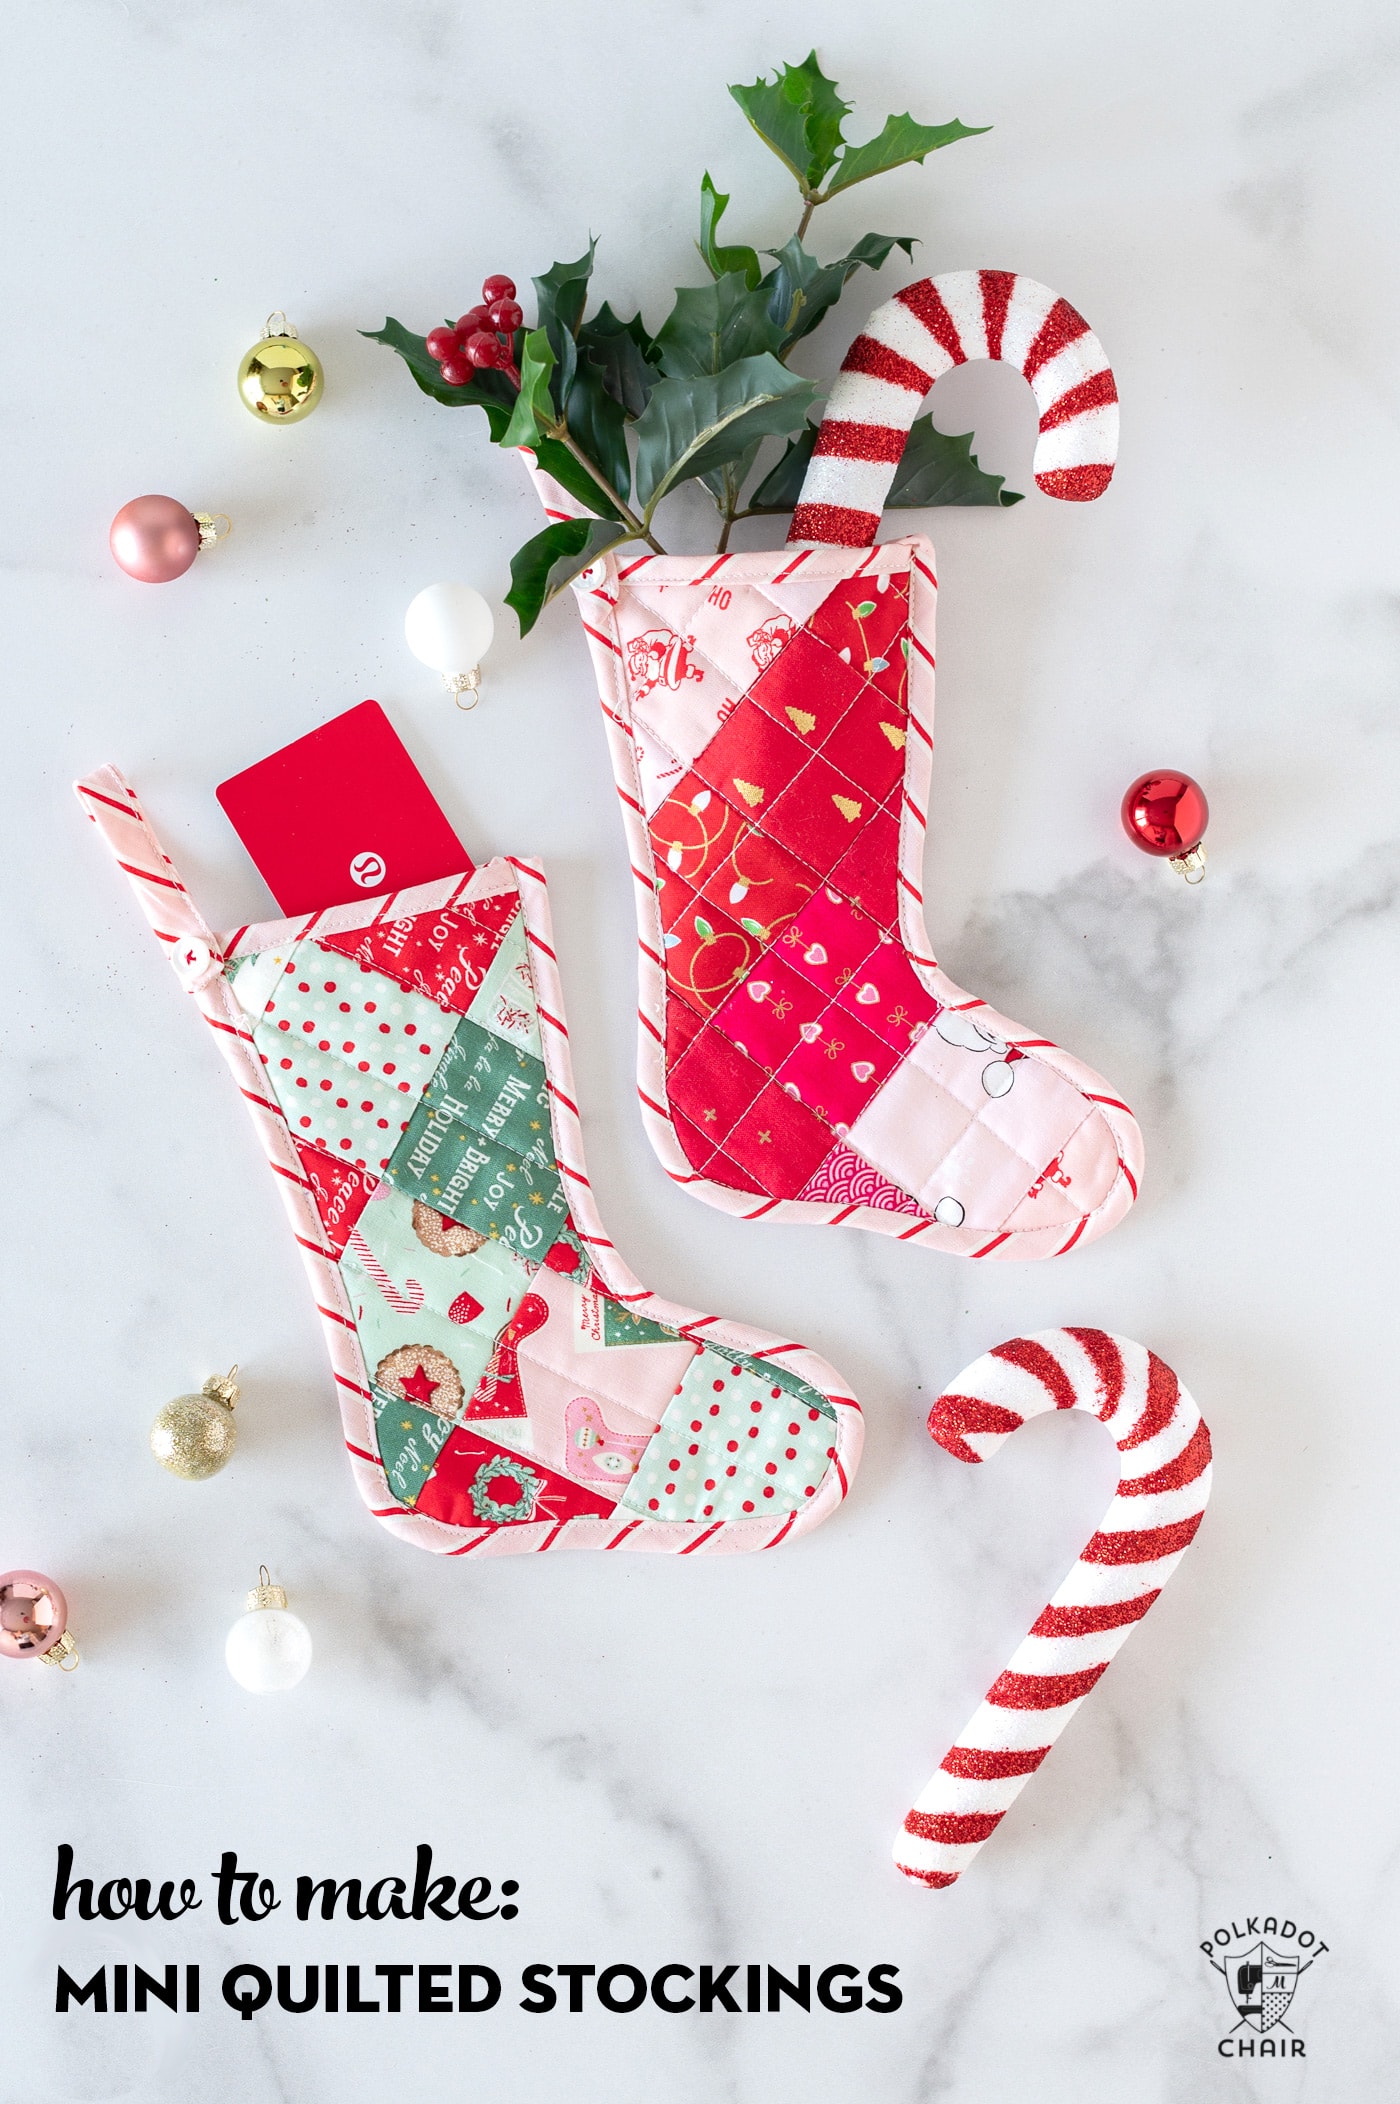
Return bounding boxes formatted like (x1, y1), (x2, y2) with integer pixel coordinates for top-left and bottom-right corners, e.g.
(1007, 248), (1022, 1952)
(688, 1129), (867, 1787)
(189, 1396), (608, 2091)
(1121, 771), (1209, 858)
(109, 494), (202, 583)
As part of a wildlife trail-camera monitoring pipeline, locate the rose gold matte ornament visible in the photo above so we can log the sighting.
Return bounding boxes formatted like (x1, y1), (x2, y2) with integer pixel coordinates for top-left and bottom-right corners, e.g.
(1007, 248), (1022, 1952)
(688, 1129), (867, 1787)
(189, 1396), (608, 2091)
(109, 494), (230, 582)
(0, 1570), (79, 1669)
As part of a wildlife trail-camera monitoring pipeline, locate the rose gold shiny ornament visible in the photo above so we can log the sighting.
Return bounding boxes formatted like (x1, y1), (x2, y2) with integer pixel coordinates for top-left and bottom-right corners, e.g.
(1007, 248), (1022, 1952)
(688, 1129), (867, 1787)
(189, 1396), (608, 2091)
(109, 495), (231, 583)
(1121, 769), (1210, 883)
(0, 1570), (79, 1669)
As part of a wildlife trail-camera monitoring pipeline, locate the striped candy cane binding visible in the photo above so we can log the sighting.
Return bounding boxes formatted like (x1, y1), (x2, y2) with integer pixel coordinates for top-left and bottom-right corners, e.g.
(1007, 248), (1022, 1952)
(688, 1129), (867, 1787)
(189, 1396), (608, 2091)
(896, 1328), (1210, 1888)
(790, 270), (1118, 547)
(76, 767), (861, 1557)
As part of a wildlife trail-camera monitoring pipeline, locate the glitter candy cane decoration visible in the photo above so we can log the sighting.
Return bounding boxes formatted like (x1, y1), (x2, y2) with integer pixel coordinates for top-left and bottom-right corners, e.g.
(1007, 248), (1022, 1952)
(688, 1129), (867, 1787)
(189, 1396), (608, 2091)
(790, 270), (1119, 546)
(895, 1328), (1210, 1889)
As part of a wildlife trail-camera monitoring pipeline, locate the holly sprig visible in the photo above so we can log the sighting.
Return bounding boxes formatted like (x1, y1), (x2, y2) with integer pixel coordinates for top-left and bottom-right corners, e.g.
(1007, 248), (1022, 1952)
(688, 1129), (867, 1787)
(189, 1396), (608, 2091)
(367, 51), (1015, 635)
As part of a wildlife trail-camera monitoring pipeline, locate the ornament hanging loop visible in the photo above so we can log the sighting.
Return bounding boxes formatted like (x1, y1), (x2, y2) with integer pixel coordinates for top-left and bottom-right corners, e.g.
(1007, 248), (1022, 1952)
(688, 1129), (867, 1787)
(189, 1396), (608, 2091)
(1169, 844), (1208, 884)
(247, 1565), (288, 1613)
(203, 1365), (240, 1409)
(447, 668), (482, 710)
(264, 311), (295, 341)
(38, 1629), (81, 1671)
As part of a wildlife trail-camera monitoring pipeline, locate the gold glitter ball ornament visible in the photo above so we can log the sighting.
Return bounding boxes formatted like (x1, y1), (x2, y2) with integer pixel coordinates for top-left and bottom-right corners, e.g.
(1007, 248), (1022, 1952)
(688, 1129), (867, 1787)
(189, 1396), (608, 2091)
(237, 313), (323, 423)
(150, 1368), (239, 1479)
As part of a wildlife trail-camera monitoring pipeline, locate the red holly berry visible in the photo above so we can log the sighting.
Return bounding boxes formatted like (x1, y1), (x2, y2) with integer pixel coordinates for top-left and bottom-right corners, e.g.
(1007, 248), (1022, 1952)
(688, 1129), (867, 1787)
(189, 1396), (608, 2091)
(487, 297), (523, 333)
(481, 274), (516, 304)
(425, 326), (457, 363)
(455, 305), (489, 337)
(466, 330), (505, 368)
(438, 357), (472, 387)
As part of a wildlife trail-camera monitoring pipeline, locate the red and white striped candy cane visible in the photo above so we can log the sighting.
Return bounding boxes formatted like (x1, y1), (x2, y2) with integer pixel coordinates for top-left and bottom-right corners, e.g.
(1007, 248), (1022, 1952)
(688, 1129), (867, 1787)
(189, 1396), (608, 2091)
(790, 270), (1118, 547)
(344, 1227), (425, 1316)
(895, 1328), (1210, 1889)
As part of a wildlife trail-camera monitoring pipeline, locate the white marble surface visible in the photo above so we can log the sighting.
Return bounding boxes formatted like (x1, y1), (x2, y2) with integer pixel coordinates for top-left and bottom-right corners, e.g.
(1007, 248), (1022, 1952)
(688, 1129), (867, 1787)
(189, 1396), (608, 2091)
(3, 3), (1399, 2096)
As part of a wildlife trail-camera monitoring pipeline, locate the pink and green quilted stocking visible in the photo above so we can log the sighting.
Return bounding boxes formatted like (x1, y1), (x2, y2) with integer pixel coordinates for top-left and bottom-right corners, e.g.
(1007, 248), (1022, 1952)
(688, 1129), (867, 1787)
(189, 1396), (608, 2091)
(536, 270), (1142, 1260)
(77, 767), (861, 1557)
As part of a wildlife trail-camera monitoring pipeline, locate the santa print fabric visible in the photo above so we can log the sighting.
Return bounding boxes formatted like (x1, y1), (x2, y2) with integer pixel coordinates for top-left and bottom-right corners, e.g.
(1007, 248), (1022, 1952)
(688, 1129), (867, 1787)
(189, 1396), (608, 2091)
(76, 768), (861, 1559)
(571, 537), (1143, 1260)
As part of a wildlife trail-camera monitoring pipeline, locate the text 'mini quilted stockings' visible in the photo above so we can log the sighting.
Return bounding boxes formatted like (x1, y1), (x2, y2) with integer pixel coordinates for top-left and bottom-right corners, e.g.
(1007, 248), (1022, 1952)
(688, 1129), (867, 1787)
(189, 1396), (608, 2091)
(77, 768), (861, 1558)
(537, 271), (1142, 1260)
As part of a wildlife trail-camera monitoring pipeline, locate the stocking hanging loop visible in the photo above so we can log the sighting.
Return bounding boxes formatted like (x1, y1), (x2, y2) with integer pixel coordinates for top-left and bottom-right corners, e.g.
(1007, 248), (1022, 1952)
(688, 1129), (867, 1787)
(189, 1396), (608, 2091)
(789, 270), (1119, 547)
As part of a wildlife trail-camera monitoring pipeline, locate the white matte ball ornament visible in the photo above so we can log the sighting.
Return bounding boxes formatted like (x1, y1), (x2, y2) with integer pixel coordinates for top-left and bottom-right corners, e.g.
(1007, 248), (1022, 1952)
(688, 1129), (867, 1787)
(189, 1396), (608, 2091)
(404, 583), (495, 708)
(225, 1569), (312, 1693)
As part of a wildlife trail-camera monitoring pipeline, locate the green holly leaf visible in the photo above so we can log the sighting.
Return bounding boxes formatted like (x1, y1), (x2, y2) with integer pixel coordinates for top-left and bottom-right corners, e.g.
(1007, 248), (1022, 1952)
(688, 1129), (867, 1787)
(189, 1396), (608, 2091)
(792, 51), (850, 188)
(824, 113), (990, 196)
(633, 354), (816, 522)
(886, 416), (1023, 508)
(566, 356), (630, 501)
(761, 232), (916, 349)
(362, 318), (515, 420)
(746, 420), (818, 511)
(505, 516), (633, 637)
(532, 242), (597, 342)
(729, 51), (851, 192)
(499, 328), (558, 449)
(578, 302), (658, 417)
(654, 271), (788, 381)
(698, 172), (761, 288)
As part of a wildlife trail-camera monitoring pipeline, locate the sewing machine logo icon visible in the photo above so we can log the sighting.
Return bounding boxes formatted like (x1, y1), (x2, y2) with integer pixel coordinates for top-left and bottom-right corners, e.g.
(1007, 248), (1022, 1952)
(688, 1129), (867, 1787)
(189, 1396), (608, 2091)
(1218, 1943), (1304, 2031)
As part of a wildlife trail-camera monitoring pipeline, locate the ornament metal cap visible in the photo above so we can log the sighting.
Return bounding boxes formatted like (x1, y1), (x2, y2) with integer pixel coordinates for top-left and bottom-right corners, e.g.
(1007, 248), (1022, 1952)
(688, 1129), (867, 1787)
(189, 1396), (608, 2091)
(246, 1565), (288, 1613)
(203, 1366), (240, 1410)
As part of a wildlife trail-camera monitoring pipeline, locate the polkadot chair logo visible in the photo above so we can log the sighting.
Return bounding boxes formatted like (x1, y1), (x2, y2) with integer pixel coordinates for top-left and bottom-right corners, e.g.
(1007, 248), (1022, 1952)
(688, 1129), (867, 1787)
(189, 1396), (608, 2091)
(349, 851), (386, 890)
(1203, 1916), (1328, 2057)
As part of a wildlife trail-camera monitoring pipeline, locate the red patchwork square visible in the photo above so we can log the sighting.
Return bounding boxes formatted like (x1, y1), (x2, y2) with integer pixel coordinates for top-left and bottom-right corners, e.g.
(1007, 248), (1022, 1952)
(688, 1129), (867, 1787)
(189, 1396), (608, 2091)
(663, 895), (760, 1017)
(650, 773), (747, 894)
(296, 1139), (374, 1254)
(780, 884), (882, 999)
(713, 951), (827, 1073)
(665, 994), (706, 1067)
(747, 625), (866, 745)
(808, 575), (911, 706)
(830, 804), (901, 928)
(671, 1106), (721, 1174)
(721, 1080), (838, 1198)
(697, 822), (818, 944)
(832, 936), (940, 1052)
(693, 698), (810, 821)
(775, 1008), (899, 1130)
(668, 1025), (769, 1144)
(765, 751), (873, 875)
(820, 693), (908, 803)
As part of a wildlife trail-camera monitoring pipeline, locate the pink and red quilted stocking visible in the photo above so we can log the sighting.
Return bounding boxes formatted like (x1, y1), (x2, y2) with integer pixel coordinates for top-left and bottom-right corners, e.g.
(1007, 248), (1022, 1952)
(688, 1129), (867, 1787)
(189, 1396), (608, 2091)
(538, 271), (1142, 1260)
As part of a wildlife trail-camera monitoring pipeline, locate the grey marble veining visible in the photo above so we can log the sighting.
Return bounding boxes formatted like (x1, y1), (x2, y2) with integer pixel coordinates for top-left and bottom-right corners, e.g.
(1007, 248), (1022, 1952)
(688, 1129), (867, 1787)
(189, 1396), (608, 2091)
(3, 2), (1399, 2097)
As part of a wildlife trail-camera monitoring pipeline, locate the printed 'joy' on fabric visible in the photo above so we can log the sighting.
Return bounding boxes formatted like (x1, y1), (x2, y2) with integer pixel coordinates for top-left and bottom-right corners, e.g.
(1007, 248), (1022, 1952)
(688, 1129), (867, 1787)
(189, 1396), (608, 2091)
(528, 270), (1142, 1261)
(77, 767), (861, 1558)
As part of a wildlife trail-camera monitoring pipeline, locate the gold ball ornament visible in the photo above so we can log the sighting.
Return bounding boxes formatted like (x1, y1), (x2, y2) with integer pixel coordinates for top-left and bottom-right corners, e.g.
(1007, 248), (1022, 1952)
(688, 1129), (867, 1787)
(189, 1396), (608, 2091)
(237, 313), (323, 423)
(150, 1368), (240, 1479)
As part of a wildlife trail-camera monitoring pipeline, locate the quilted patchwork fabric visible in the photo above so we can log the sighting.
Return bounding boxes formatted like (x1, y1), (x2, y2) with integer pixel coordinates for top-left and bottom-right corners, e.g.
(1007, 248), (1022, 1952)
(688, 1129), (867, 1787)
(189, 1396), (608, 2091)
(79, 766), (862, 1559)
(571, 536), (1144, 1261)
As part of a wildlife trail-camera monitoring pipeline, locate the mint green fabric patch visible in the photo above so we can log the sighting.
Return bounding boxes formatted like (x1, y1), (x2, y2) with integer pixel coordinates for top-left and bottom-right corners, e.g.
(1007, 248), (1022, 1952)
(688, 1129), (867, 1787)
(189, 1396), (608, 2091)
(619, 1344), (836, 1524)
(467, 912), (543, 1056)
(372, 1382), (454, 1506)
(341, 1185), (523, 1400)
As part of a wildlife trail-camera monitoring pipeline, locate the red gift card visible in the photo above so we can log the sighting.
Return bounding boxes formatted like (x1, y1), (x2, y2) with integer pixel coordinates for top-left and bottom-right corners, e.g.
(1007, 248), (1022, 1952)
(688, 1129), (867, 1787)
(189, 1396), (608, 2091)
(216, 700), (472, 916)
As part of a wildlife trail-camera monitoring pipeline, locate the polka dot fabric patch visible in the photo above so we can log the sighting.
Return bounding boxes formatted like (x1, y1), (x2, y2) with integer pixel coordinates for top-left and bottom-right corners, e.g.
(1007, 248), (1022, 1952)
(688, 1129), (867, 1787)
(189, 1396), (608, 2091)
(620, 1344), (838, 1523)
(250, 940), (452, 1170)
